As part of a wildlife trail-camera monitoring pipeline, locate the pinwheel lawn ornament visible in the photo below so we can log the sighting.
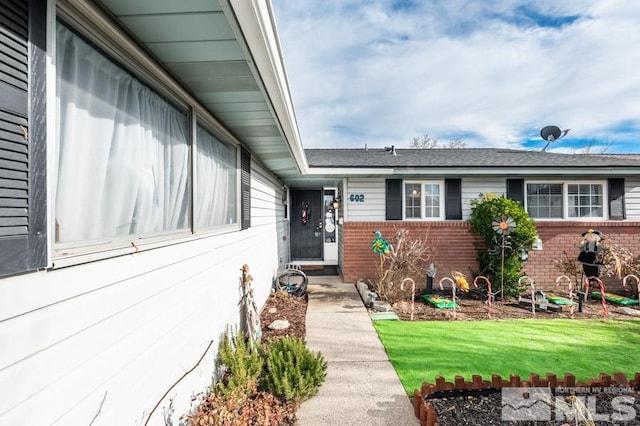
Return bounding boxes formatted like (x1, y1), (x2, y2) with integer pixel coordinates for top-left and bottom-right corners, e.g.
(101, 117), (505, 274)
(372, 230), (391, 278)
(491, 216), (515, 303)
(371, 230), (391, 255)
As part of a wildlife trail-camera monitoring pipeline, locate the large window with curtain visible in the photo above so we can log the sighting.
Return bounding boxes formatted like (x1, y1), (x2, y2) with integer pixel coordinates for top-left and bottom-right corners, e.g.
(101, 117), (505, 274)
(195, 125), (237, 229)
(55, 23), (192, 246)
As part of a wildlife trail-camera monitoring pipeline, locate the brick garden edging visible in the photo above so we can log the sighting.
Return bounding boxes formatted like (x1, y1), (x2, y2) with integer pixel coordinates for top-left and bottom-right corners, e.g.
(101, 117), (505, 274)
(413, 371), (640, 426)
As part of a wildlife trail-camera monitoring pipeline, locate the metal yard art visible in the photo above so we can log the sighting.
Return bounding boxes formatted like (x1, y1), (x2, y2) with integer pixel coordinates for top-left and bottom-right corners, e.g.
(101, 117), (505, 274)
(490, 215), (515, 303)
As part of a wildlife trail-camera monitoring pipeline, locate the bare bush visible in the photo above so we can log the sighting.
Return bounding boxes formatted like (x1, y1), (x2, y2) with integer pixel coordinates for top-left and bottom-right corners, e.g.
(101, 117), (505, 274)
(554, 236), (640, 283)
(370, 229), (431, 304)
(601, 237), (640, 279)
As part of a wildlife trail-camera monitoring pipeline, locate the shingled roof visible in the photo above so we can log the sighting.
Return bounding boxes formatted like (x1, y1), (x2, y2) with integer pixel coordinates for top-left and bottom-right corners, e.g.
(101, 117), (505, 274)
(305, 148), (640, 169)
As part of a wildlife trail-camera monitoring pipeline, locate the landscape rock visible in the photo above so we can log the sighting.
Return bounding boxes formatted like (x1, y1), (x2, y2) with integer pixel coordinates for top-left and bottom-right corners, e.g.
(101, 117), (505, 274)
(373, 301), (392, 312)
(267, 319), (290, 330)
(619, 307), (640, 317)
(356, 280), (374, 307)
(268, 307), (277, 314)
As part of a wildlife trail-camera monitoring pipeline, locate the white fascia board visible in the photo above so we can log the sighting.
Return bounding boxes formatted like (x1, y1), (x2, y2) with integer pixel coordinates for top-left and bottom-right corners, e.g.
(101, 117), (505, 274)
(391, 167), (640, 176)
(223, 0), (309, 174)
(308, 168), (395, 175)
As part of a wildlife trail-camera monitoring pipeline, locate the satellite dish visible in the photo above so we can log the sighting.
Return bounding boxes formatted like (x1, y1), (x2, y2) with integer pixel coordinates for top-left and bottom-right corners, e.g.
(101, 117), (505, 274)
(540, 126), (570, 151)
(541, 126), (562, 141)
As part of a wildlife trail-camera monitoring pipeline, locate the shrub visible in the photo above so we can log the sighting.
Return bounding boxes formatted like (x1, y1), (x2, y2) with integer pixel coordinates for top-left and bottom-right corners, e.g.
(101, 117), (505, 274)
(188, 388), (296, 426)
(469, 193), (537, 297)
(259, 336), (327, 406)
(215, 328), (264, 397)
(371, 228), (430, 304)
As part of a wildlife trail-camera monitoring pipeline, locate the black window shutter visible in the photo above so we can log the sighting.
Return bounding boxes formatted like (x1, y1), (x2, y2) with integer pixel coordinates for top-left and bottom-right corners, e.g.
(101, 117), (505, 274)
(506, 179), (525, 206)
(0, 0), (47, 277)
(444, 179), (462, 220)
(608, 178), (625, 220)
(240, 147), (251, 230)
(385, 179), (402, 220)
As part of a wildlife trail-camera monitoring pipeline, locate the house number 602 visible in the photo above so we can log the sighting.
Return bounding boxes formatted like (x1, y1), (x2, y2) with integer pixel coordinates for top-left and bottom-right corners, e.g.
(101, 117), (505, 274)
(349, 194), (365, 202)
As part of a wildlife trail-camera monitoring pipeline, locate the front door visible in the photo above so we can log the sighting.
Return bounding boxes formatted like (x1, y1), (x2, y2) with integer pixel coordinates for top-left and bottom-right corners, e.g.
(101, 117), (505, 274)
(290, 189), (323, 260)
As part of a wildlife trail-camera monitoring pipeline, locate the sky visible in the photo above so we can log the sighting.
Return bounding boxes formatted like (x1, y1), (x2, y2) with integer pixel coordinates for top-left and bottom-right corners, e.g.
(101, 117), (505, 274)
(270, 1), (640, 153)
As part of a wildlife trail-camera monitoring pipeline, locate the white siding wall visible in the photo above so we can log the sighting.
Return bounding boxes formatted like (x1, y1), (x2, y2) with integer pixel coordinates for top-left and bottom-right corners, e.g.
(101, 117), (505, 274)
(344, 177), (507, 221)
(344, 178), (386, 221)
(626, 178), (640, 220)
(252, 161), (289, 266)
(342, 176), (640, 222)
(0, 162), (283, 425)
(461, 177), (506, 220)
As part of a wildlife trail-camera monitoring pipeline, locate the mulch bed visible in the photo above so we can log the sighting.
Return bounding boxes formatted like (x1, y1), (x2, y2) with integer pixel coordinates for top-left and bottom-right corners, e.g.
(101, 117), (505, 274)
(259, 292), (308, 341)
(428, 389), (640, 425)
(392, 290), (635, 321)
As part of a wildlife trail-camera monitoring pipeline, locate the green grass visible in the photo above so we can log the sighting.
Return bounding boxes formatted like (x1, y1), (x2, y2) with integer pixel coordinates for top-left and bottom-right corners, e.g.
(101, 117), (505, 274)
(374, 319), (640, 395)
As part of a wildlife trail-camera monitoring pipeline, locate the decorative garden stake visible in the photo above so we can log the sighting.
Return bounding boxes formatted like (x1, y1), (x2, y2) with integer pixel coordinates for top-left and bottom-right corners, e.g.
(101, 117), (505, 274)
(622, 274), (640, 308)
(584, 276), (608, 318)
(438, 277), (457, 320)
(400, 277), (416, 321)
(473, 275), (493, 319)
(451, 270), (470, 292)
(371, 230), (391, 255)
(371, 230), (391, 284)
(239, 264), (261, 348)
(519, 276), (536, 317)
(555, 275), (575, 319)
(491, 216), (515, 303)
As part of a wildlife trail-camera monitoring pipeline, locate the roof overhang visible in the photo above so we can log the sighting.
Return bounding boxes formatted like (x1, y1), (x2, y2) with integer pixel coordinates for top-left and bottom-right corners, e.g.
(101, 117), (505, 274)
(305, 165), (638, 179)
(77, 0), (308, 181)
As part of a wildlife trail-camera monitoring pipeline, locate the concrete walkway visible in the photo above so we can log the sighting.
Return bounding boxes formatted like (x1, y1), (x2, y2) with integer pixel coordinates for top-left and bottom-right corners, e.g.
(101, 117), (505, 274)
(296, 276), (419, 426)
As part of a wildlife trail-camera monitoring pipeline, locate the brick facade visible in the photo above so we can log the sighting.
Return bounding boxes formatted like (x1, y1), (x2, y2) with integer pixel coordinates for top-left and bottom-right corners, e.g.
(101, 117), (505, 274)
(341, 221), (640, 293)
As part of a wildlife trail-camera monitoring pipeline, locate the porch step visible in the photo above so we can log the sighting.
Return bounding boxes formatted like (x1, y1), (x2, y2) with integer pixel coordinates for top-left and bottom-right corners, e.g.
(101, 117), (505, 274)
(302, 265), (339, 276)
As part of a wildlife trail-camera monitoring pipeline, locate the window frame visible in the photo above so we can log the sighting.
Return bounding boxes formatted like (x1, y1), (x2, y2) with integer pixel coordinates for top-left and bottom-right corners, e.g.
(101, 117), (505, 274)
(51, 16), (244, 266)
(525, 180), (608, 220)
(402, 180), (445, 220)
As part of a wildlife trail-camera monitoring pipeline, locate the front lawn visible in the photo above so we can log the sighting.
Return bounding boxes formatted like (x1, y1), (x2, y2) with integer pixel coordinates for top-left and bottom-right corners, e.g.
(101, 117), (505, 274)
(374, 318), (640, 395)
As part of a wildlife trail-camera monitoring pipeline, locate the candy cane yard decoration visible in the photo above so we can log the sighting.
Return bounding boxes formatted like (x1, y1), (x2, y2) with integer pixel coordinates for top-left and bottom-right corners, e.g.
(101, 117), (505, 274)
(473, 276), (493, 319)
(438, 276), (457, 320)
(518, 276), (536, 317)
(400, 277), (416, 321)
(555, 275), (575, 319)
(584, 276), (608, 318)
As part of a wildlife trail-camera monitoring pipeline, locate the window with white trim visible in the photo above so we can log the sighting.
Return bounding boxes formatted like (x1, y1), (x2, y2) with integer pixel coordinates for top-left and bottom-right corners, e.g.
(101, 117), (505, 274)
(526, 181), (605, 219)
(568, 183), (603, 218)
(526, 183), (563, 218)
(403, 181), (444, 219)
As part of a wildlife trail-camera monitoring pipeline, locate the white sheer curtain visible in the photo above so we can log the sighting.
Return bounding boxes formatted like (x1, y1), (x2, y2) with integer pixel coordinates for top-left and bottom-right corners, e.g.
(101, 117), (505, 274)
(195, 126), (237, 229)
(55, 24), (189, 244)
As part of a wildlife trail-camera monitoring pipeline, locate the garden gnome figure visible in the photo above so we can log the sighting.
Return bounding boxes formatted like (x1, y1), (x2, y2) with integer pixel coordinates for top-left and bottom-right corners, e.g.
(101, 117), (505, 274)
(577, 229), (603, 278)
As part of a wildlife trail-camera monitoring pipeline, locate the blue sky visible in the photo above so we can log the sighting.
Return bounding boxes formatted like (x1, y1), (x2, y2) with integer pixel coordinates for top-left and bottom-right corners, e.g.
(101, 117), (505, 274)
(271, 1), (640, 153)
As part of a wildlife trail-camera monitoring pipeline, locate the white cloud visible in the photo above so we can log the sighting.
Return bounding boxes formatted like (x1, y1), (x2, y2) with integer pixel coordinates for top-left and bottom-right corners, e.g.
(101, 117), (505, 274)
(272, 0), (640, 152)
